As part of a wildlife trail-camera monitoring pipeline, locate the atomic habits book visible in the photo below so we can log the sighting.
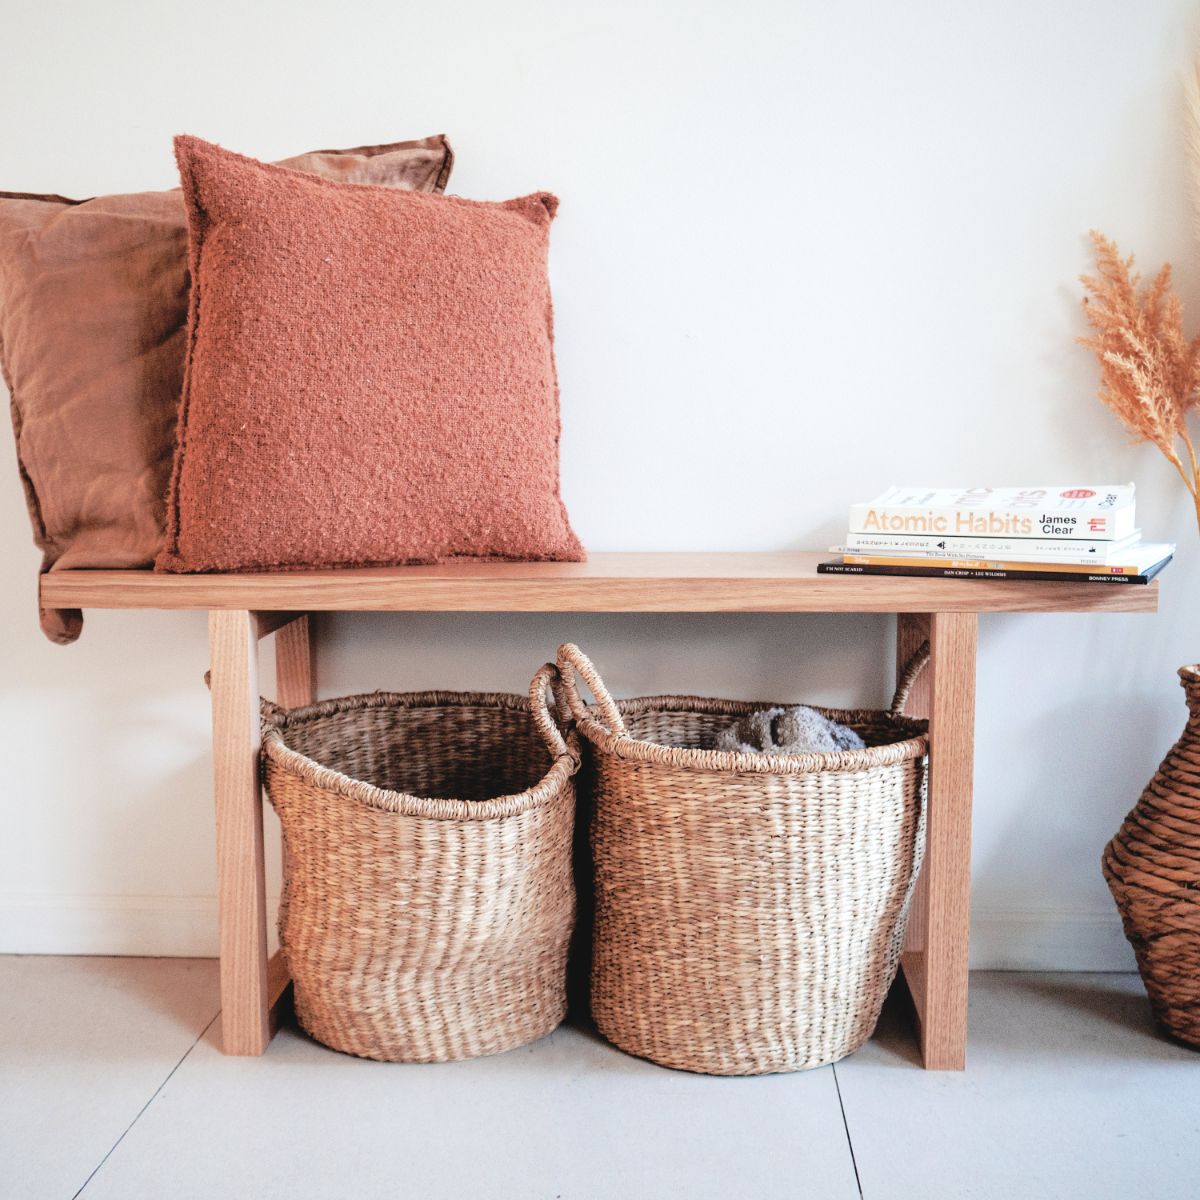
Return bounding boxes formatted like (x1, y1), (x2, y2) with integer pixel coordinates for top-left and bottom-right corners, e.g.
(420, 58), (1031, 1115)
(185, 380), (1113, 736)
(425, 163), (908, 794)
(848, 485), (1137, 541)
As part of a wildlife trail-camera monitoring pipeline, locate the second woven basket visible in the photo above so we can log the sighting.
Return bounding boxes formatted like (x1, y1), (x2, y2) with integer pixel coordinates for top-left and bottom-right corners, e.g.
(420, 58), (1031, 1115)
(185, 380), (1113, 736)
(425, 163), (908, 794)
(558, 642), (929, 1076)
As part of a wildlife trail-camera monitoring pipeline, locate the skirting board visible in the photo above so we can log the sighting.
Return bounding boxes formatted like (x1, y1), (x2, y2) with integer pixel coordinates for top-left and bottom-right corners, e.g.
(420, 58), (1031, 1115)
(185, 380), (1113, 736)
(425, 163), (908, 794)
(0, 894), (279, 959)
(0, 894), (1138, 971)
(969, 908), (1136, 972)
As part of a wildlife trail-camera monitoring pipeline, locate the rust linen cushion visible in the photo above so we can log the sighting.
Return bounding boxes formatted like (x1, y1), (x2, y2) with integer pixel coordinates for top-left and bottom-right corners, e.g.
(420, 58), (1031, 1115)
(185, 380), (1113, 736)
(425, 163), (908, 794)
(158, 135), (584, 573)
(0, 135), (453, 643)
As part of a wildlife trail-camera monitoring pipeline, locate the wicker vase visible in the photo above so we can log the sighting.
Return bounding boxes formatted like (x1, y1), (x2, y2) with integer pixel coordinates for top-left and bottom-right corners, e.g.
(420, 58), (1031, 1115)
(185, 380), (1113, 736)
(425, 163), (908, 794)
(1102, 664), (1200, 1047)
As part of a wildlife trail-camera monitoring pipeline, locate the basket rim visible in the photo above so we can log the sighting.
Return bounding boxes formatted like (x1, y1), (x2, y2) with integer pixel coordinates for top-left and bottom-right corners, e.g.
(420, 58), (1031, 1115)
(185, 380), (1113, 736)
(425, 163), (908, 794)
(574, 693), (929, 774)
(261, 689), (580, 820)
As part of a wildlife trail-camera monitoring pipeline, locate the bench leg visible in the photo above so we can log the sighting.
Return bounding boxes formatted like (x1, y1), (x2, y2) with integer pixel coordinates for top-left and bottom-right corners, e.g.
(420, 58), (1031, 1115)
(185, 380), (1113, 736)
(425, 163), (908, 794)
(275, 615), (315, 709)
(209, 609), (271, 1055)
(264, 614), (316, 1032)
(897, 611), (977, 1070)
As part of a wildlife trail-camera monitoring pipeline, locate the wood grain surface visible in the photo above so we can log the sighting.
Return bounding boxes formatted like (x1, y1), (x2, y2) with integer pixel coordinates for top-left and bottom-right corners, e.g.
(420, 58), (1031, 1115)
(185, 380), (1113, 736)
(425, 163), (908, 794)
(41, 553), (1160, 614)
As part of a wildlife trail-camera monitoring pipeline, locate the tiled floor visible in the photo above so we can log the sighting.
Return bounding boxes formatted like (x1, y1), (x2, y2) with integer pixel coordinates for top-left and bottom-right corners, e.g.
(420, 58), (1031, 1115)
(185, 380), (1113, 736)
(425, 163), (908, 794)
(2, 958), (1198, 1199)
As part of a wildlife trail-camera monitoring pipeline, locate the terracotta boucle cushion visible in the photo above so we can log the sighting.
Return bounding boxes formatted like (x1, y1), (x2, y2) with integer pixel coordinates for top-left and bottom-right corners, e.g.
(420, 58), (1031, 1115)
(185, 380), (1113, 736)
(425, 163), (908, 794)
(0, 135), (453, 643)
(158, 135), (584, 573)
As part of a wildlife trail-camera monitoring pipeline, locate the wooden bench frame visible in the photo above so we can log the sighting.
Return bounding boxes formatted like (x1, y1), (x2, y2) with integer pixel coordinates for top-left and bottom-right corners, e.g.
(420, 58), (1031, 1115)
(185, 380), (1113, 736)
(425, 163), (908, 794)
(41, 552), (1158, 1070)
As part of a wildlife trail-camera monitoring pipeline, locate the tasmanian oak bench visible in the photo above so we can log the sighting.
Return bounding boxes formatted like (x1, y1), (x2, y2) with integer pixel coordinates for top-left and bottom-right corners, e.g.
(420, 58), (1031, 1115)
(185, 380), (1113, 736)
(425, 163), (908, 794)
(40, 551), (1158, 1070)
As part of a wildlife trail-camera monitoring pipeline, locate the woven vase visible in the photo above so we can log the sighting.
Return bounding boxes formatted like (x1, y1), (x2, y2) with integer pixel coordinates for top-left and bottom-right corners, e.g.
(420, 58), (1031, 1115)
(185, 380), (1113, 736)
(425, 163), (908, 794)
(1102, 664), (1200, 1047)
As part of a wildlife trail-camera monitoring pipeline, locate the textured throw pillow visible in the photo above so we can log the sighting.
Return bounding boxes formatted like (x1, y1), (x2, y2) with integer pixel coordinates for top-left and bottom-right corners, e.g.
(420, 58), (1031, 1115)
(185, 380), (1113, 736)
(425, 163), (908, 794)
(0, 135), (453, 643)
(158, 135), (583, 573)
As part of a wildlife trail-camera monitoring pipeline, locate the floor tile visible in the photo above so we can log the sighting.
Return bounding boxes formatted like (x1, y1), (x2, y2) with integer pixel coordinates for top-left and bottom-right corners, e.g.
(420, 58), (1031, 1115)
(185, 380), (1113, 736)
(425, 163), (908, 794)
(836, 971), (1200, 1200)
(16, 960), (1192, 1200)
(81, 1016), (859, 1200)
(0, 956), (219, 1200)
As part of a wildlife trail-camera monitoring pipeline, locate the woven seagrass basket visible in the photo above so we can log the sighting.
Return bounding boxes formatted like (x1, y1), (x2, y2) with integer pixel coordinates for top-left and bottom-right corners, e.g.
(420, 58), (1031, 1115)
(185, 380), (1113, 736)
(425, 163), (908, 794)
(557, 642), (929, 1076)
(261, 664), (580, 1063)
(1103, 664), (1200, 1047)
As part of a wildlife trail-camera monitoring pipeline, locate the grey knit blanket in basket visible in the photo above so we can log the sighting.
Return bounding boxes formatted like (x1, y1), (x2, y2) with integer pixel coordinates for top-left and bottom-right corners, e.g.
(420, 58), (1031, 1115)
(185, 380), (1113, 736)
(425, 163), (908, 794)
(714, 706), (865, 755)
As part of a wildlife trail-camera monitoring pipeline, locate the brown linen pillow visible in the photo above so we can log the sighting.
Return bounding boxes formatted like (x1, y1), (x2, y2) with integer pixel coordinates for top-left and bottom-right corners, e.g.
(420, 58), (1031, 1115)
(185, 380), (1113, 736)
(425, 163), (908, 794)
(0, 135), (453, 643)
(158, 135), (584, 573)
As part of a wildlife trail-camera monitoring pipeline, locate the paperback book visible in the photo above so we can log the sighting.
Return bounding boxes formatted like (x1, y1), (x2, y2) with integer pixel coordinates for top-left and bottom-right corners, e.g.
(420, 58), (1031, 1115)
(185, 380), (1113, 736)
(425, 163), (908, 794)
(848, 485), (1137, 541)
(837, 531), (1142, 561)
(840, 541), (1174, 576)
(817, 557), (1171, 585)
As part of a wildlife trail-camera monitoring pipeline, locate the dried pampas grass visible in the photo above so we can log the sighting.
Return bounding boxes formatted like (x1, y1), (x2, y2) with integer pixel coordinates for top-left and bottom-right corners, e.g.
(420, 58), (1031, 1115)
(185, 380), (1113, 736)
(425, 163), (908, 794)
(1078, 231), (1200, 532)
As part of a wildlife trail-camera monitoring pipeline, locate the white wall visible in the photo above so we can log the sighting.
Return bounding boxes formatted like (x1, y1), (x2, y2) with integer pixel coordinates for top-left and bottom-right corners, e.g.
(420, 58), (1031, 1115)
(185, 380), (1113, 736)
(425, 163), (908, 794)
(2, 0), (1199, 968)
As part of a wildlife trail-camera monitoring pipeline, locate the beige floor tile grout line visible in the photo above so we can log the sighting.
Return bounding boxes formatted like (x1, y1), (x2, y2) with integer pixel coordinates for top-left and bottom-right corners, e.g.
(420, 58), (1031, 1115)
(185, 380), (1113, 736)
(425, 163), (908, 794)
(71, 1008), (222, 1199)
(831, 1062), (864, 1198)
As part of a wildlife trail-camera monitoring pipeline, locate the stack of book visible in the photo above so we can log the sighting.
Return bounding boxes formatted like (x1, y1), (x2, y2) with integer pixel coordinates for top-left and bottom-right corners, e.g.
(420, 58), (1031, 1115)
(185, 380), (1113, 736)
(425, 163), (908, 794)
(821, 485), (1173, 584)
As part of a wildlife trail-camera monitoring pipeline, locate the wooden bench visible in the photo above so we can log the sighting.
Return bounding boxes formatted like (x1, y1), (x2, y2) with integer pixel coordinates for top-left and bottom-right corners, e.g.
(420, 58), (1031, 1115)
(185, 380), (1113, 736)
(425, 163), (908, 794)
(41, 551), (1158, 1070)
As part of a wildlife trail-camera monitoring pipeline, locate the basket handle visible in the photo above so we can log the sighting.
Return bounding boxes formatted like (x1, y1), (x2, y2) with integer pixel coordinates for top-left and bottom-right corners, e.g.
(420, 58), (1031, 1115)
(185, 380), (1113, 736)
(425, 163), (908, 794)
(259, 696), (287, 729)
(890, 640), (931, 718)
(555, 643), (628, 737)
(528, 662), (579, 762)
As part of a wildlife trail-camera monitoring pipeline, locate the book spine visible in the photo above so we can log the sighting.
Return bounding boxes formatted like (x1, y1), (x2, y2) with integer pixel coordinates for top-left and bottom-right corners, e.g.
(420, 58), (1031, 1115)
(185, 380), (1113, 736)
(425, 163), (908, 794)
(840, 533), (1130, 558)
(817, 561), (1155, 584)
(848, 504), (1133, 540)
(840, 554), (1150, 575)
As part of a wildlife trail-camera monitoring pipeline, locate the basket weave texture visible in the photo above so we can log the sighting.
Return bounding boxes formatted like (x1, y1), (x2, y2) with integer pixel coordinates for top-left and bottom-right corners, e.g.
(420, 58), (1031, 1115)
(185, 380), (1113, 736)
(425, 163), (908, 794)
(1103, 664), (1200, 1047)
(262, 665), (580, 1063)
(558, 643), (929, 1076)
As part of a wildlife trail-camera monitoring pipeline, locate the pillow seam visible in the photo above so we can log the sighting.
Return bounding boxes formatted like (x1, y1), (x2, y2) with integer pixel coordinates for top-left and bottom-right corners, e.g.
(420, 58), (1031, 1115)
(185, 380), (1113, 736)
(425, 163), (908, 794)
(0, 323), (57, 562)
(175, 135), (551, 224)
(159, 144), (208, 569)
